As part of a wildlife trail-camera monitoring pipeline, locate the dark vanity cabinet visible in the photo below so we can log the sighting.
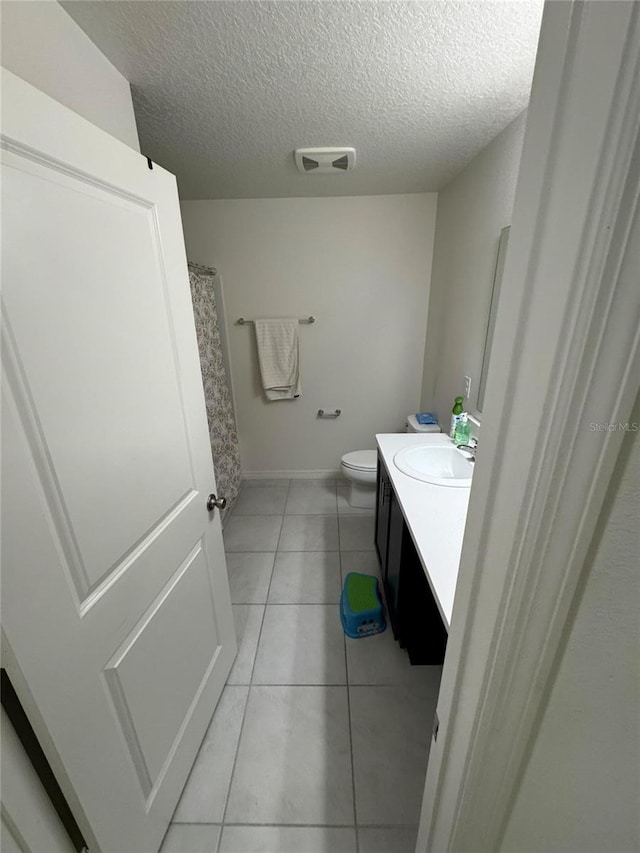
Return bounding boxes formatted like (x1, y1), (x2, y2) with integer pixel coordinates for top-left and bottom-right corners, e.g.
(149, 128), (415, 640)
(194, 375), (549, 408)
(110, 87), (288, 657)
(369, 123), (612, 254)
(375, 453), (448, 665)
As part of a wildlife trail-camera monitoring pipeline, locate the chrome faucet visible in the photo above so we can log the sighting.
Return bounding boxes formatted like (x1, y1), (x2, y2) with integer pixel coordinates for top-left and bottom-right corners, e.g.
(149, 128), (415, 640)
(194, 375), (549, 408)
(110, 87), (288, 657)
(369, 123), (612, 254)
(456, 437), (478, 462)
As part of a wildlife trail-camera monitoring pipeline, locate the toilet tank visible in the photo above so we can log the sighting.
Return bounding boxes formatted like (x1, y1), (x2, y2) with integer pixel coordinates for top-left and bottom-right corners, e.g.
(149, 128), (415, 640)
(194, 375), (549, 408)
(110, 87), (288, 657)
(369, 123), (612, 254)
(406, 414), (441, 434)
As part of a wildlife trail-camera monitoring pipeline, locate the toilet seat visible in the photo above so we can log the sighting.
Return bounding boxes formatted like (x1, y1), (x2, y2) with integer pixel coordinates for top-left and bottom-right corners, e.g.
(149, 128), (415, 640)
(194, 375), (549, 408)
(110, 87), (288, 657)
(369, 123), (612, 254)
(341, 450), (377, 472)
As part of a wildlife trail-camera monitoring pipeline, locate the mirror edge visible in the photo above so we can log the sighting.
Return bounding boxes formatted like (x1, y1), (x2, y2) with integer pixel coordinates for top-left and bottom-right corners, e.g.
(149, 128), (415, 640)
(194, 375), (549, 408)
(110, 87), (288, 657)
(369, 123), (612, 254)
(476, 225), (511, 416)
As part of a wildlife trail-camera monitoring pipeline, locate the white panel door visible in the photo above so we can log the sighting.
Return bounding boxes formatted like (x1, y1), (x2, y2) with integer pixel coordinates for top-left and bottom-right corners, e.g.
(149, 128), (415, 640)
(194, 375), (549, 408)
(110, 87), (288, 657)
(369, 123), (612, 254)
(0, 69), (236, 852)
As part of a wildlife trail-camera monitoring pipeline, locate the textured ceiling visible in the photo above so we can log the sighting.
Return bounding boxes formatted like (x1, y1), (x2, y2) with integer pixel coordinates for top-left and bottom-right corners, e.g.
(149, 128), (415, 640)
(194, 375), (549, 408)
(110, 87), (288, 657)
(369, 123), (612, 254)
(61, 0), (543, 199)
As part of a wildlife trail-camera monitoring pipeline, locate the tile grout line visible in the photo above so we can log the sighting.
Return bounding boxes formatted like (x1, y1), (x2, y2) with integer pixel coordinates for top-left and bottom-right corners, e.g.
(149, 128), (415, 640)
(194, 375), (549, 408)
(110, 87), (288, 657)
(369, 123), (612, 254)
(274, 476), (293, 554)
(217, 489), (289, 852)
(232, 512), (374, 520)
(340, 538), (361, 853)
(336, 487), (360, 853)
(189, 486), (360, 851)
(218, 484), (381, 850)
(215, 486), (242, 853)
(238, 591), (341, 604)
(346, 653), (361, 853)
(230, 681), (405, 688)
(218, 480), (293, 847)
(176, 820), (413, 828)
(337, 479), (362, 852)
(213, 490), (239, 853)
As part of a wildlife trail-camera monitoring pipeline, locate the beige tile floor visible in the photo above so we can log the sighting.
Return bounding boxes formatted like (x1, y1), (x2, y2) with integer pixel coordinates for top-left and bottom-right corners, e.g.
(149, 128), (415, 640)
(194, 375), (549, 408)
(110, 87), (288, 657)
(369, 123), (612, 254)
(163, 478), (442, 853)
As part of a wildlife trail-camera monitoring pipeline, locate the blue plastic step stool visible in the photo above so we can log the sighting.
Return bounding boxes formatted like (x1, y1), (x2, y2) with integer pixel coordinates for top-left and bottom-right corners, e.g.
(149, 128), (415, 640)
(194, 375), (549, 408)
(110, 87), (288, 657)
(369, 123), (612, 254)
(340, 572), (386, 638)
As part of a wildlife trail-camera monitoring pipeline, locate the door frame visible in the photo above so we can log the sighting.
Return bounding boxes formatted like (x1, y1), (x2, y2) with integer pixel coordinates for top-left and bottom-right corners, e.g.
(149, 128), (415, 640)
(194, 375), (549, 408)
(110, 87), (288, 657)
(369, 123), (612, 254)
(417, 2), (640, 850)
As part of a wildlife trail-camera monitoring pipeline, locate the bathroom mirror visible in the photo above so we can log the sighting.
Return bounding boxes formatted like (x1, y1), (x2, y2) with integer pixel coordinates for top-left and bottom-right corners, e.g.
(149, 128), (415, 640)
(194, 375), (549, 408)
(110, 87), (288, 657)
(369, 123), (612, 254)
(477, 225), (510, 414)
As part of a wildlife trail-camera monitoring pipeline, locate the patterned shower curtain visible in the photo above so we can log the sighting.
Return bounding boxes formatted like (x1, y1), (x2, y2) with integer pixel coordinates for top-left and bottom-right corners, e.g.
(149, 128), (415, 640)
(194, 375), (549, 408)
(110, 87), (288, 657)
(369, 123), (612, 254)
(188, 262), (241, 510)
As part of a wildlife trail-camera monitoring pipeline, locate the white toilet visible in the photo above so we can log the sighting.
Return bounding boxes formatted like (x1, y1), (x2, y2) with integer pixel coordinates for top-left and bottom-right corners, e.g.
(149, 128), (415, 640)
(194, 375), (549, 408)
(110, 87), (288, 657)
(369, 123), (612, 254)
(340, 415), (441, 508)
(340, 450), (378, 509)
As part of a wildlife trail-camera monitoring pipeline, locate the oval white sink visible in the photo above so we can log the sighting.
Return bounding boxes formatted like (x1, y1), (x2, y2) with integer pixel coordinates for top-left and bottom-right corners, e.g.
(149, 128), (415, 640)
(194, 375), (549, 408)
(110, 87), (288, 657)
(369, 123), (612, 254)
(393, 444), (473, 487)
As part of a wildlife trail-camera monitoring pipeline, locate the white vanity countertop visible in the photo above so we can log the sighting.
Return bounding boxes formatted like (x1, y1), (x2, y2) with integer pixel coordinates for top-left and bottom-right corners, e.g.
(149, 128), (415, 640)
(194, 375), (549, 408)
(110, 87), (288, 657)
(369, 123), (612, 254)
(375, 433), (471, 630)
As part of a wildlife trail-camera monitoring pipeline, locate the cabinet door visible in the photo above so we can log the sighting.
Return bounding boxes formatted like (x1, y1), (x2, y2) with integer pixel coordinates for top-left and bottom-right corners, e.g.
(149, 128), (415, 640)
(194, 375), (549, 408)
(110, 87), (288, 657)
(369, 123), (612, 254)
(397, 538), (448, 665)
(374, 455), (391, 572)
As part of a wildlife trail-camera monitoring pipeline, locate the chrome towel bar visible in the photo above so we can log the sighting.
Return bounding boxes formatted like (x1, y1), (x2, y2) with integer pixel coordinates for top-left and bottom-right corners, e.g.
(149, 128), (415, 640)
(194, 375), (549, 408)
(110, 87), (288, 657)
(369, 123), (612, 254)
(237, 315), (316, 325)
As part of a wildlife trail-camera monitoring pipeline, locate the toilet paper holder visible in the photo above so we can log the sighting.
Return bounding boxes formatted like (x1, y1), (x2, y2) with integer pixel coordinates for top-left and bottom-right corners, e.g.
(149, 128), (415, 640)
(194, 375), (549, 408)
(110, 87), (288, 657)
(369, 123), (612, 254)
(318, 409), (341, 419)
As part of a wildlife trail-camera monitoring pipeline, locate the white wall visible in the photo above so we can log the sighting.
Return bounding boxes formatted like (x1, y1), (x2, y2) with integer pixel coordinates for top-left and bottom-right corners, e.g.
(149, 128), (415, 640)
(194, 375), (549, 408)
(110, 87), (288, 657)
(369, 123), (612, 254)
(420, 112), (526, 424)
(0, 0), (139, 151)
(181, 195), (437, 475)
(502, 397), (640, 852)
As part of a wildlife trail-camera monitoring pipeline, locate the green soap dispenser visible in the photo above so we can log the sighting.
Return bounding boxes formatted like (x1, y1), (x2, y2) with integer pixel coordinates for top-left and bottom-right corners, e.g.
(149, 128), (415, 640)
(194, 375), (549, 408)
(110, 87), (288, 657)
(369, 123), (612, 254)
(450, 396), (465, 439)
(454, 412), (470, 446)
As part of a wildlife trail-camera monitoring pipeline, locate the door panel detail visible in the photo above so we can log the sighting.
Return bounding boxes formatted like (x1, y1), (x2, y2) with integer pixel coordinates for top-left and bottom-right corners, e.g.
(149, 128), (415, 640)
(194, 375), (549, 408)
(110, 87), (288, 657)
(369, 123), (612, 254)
(104, 543), (220, 797)
(2, 151), (197, 595)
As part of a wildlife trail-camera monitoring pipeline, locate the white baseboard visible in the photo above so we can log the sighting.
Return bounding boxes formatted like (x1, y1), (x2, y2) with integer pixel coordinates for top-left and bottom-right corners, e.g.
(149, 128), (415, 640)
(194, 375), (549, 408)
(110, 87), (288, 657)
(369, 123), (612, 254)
(242, 469), (342, 480)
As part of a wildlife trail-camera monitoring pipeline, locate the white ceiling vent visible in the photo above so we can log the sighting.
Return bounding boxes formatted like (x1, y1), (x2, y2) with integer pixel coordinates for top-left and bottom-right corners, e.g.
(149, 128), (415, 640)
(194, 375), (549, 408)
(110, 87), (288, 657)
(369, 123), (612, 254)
(294, 147), (356, 174)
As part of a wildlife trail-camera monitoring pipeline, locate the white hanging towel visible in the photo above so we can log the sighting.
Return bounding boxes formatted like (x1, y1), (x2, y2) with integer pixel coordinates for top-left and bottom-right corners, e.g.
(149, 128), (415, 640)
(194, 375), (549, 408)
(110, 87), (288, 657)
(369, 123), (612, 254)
(254, 318), (301, 400)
